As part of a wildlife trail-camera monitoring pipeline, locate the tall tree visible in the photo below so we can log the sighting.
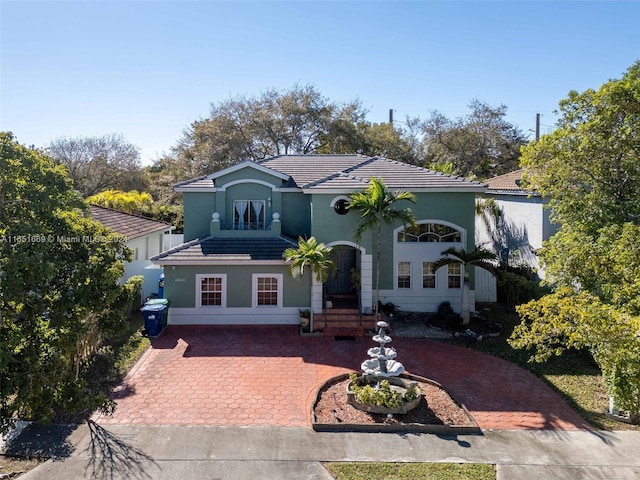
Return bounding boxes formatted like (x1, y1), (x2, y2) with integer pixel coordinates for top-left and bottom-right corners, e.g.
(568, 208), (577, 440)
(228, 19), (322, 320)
(319, 108), (422, 164)
(362, 121), (421, 164)
(170, 84), (368, 178)
(520, 62), (640, 232)
(511, 62), (640, 423)
(348, 178), (417, 320)
(421, 100), (527, 179)
(48, 133), (147, 197)
(0, 133), (132, 432)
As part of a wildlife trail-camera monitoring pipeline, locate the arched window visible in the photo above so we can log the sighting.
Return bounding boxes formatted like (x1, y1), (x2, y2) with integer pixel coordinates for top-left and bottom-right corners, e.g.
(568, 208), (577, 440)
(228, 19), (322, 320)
(397, 223), (462, 243)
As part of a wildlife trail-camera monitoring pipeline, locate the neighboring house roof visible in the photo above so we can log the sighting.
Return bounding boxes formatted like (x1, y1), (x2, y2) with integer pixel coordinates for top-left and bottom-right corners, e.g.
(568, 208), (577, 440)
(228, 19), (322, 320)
(484, 169), (539, 196)
(150, 236), (297, 265)
(90, 205), (171, 241)
(174, 154), (486, 193)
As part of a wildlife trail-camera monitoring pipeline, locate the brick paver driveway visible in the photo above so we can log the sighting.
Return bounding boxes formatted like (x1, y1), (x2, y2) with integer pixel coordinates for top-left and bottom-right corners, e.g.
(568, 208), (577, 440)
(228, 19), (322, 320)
(95, 325), (590, 430)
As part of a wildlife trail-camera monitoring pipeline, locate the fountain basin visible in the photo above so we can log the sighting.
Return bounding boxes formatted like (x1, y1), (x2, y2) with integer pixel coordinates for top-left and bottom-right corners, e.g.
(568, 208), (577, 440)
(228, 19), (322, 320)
(347, 375), (422, 414)
(361, 358), (405, 376)
(367, 346), (397, 359)
(372, 334), (392, 344)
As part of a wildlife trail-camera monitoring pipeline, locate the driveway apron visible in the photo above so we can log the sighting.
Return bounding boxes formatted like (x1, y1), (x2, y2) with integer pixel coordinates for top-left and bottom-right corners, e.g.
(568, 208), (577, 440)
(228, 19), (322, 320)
(94, 325), (589, 430)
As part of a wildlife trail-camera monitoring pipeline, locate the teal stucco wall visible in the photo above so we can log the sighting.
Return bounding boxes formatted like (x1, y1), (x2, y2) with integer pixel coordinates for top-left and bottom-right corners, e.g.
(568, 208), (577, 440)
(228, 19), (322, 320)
(309, 191), (477, 290)
(183, 192), (216, 241)
(164, 264), (310, 308)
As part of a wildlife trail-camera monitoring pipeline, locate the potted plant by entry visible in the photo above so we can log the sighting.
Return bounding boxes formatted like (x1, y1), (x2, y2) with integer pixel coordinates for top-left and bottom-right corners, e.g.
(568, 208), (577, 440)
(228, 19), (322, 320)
(299, 309), (311, 327)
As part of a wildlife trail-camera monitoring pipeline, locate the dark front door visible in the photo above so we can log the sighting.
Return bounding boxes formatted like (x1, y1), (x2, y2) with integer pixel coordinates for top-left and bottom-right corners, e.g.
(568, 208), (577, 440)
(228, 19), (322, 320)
(325, 247), (357, 296)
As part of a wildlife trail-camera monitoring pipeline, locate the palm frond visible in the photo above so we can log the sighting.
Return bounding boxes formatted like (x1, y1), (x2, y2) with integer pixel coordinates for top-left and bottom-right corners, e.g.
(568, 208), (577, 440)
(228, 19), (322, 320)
(283, 236), (334, 283)
(434, 246), (500, 278)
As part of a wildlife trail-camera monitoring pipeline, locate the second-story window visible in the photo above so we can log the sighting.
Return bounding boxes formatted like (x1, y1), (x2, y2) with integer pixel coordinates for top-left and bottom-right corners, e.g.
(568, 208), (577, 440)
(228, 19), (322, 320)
(234, 200), (265, 230)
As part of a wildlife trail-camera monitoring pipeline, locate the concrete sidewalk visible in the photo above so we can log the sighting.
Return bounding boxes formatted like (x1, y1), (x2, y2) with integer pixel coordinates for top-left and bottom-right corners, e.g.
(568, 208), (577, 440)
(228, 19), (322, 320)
(19, 424), (640, 480)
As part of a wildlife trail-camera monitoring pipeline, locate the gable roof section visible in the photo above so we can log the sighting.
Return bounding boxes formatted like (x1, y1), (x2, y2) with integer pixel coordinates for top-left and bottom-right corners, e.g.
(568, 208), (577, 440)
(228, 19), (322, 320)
(174, 154), (485, 193)
(150, 236), (297, 265)
(484, 169), (539, 196)
(90, 205), (171, 241)
(174, 160), (291, 192)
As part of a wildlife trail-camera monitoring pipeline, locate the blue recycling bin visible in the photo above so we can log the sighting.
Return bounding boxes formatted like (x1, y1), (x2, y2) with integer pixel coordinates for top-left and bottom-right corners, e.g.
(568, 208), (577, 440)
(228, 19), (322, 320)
(144, 298), (170, 329)
(141, 303), (167, 337)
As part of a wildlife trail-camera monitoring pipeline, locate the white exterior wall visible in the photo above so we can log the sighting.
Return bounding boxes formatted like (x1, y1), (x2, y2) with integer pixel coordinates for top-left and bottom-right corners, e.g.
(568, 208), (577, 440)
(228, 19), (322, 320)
(475, 268), (497, 303)
(127, 233), (164, 261)
(163, 233), (184, 250)
(383, 222), (467, 313)
(500, 196), (546, 249)
(475, 192), (559, 299)
(476, 195), (545, 250)
(122, 261), (163, 301)
(476, 194), (554, 274)
(121, 232), (167, 301)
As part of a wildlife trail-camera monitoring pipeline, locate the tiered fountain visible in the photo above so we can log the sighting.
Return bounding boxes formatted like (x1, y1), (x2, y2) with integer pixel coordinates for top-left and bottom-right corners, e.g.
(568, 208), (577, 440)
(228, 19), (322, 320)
(361, 321), (405, 377)
(347, 321), (422, 414)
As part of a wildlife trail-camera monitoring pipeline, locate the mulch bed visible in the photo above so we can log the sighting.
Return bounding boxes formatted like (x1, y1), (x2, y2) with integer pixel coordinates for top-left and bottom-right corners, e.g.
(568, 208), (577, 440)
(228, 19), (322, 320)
(312, 373), (479, 433)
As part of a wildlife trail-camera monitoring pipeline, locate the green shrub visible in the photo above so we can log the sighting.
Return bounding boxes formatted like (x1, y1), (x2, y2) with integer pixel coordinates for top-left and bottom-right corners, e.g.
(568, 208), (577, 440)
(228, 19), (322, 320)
(120, 275), (144, 314)
(498, 271), (549, 305)
(348, 373), (419, 408)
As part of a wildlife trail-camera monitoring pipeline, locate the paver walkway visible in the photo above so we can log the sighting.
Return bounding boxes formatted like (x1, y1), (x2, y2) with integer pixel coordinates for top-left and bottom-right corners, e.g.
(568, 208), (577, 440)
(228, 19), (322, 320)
(95, 325), (590, 430)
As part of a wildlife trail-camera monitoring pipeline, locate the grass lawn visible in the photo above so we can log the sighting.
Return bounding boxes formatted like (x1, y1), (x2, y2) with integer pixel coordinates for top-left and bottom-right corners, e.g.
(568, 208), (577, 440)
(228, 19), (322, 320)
(324, 462), (495, 480)
(0, 455), (43, 478)
(474, 305), (639, 431)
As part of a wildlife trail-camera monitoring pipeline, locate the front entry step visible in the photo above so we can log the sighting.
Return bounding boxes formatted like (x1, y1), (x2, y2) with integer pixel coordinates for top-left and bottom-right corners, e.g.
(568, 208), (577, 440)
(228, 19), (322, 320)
(323, 327), (366, 337)
(314, 308), (381, 335)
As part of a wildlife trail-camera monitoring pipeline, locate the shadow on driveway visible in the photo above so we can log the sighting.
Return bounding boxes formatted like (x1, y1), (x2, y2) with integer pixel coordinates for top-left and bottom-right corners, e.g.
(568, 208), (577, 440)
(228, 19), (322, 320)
(84, 419), (158, 480)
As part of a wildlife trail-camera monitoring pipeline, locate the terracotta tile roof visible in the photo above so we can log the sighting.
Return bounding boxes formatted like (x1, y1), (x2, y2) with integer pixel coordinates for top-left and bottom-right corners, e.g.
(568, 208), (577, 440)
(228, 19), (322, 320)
(484, 169), (536, 194)
(150, 236), (297, 264)
(174, 155), (486, 192)
(90, 205), (171, 241)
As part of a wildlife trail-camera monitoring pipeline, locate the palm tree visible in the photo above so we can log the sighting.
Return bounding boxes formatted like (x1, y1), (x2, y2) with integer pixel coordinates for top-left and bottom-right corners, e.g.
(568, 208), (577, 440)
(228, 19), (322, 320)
(475, 198), (503, 231)
(348, 178), (417, 321)
(283, 236), (335, 331)
(433, 246), (499, 325)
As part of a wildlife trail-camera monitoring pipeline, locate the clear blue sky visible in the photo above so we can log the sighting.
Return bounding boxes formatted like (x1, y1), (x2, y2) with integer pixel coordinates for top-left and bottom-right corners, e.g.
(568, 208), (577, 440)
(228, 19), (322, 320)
(2, 1), (639, 165)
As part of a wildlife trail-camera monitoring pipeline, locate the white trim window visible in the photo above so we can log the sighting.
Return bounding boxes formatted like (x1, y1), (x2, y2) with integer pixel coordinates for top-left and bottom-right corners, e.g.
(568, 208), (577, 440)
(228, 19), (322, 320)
(196, 274), (227, 307)
(252, 274), (283, 307)
(422, 261), (436, 289)
(234, 200), (265, 230)
(397, 261), (411, 289)
(448, 264), (462, 289)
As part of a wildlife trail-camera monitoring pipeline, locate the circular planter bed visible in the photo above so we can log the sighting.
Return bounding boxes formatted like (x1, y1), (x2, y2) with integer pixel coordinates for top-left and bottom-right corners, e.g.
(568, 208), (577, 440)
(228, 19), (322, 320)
(346, 375), (422, 414)
(312, 372), (480, 434)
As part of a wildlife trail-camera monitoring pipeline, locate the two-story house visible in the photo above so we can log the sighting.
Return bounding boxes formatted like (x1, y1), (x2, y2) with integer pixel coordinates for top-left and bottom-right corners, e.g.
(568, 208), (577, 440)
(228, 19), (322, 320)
(150, 154), (485, 330)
